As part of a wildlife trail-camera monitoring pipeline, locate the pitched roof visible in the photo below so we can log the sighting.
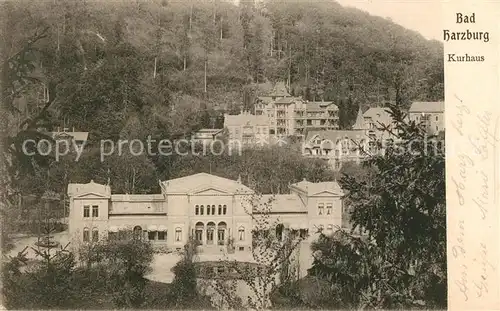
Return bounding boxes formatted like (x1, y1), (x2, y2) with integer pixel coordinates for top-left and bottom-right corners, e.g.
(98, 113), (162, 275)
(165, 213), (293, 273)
(274, 97), (301, 104)
(306, 101), (338, 111)
(305, 130), (367, 148)
(50, 131), (89, 141)
(409, 101), (445, 113)
(363, 107), (394, 126)
(111, 194), (165, 201)
(352, 107), (365, 130)
(268, 81), (291, 97)
(224, 113), (270, 127)
(162, 173), (254, 195)
(196, 128), (223, 133)
(68, 180), (111, 197)
(257, 194), (307, 213)
(290, 179), (344, 196)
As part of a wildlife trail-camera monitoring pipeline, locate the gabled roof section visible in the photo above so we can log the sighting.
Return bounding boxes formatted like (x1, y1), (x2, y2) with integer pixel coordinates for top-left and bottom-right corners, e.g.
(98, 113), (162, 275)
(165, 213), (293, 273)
(305, 130), (367, 148)
(68, 180), (111, 198)
(290, 179), (344, 197)
(268, 81), (290, 97)
(224, 112), (270, 127)
(162, 173), (254, 195)
(255, 194), (307, 213)
(306, 101), (338, 111)
(352, 107), (365, 130)
(111, 194), (165, 202)
(274, 97), (301, 105)
(363, 107), (394, 126)
(50, 131), (89, 141)
(409, 101), (445, 113)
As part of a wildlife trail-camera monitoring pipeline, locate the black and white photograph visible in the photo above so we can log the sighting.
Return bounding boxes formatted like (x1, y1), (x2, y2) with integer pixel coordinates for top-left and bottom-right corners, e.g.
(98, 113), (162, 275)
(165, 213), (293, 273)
(0, 0), (449, 309)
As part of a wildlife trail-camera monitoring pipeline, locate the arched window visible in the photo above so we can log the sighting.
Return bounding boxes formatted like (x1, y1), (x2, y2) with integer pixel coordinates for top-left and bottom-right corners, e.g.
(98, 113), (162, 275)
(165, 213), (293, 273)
(133, 226), (142, 240)
(92, 227), (99, 242)
(200, 205), (204, 215)
(222, 205), (227, 215)
(217, 222), (227, 245)
(175, 227), (182, 242)
(211, 205), (216, 215)
(83, 227), (90, 242)
(195, 222), (204, 243)
(207, 205), (211, 215)
(238, 226), (245, 241)
(207, 222), (215, 244)
(195, 205), (199, 215)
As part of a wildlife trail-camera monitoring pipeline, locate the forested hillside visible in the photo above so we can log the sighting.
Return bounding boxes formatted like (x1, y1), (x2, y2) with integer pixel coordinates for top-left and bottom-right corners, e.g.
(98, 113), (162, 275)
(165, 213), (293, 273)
(2, 0), (443, 140)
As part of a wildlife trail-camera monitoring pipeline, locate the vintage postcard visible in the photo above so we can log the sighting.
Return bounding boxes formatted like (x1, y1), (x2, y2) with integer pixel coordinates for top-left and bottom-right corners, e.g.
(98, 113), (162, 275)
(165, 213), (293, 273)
(0, 0), (498, 310)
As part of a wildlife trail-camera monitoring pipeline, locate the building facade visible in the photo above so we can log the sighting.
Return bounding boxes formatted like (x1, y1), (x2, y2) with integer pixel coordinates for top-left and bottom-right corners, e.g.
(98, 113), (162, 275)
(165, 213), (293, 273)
(67, 173), (344, 251)
(408, 101), (445, 135)
(303, 130), (370, 170)
(191, 129), (224, 146)
(254, 82), (339, 137)
(224, 112), (271, 146)
(302, 107), (400, 170)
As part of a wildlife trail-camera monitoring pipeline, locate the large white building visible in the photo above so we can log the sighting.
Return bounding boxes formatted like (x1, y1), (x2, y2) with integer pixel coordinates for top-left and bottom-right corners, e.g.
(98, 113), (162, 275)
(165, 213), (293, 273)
(68, 173), (344, 252)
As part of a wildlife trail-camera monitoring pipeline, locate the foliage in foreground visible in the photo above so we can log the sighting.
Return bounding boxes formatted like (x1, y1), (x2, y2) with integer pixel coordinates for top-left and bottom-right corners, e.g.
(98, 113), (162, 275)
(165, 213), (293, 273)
(304, 105), (446, 309)
(2, 232), (156, 309)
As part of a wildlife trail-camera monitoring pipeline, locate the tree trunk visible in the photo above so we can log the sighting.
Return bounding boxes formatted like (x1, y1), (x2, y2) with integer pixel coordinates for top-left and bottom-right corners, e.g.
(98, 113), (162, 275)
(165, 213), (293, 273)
(189, 4), (193, 32)
(287, 45), (291, 88)
(153, 57), (157, 79)
(220, 16), (223, 41)
(204, 60), (207, 93)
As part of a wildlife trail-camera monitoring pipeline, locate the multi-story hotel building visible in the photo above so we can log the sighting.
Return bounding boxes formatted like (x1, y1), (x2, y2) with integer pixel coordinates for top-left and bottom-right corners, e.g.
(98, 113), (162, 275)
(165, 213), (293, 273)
(254, 82), (339, 137)
(67, 173), (344, 252)
(408, 101), (445, 135)
(223, 112), (271, 146)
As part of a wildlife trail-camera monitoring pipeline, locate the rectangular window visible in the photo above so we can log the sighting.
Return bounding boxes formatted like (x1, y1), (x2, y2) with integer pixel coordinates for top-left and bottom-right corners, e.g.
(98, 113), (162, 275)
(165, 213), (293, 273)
(326, 204), (333, 215)
(318, 203), (324, 215)
(92, 205), (98, 217)
(148, 231), (156, 241)
(92, 229), (99, 242)
(83, 230), (90, 242)
(83, 205), (90, 218)
(158, 231), (166, 240)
